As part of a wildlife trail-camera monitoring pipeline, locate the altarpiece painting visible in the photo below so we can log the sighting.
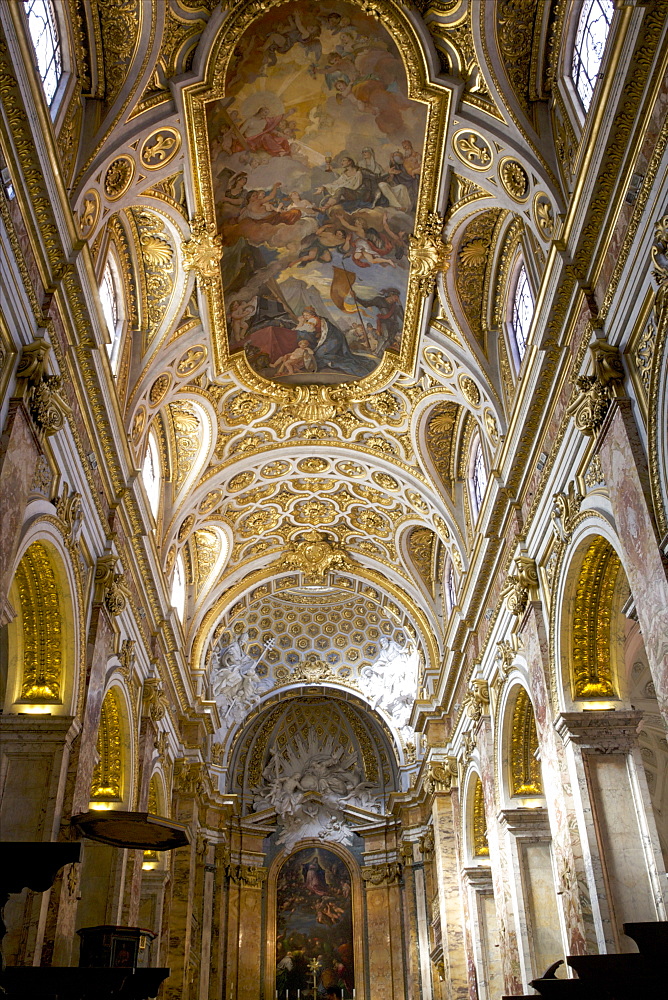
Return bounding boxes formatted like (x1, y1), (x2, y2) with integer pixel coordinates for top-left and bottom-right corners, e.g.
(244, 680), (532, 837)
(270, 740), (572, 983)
(276, 847), (354, 994)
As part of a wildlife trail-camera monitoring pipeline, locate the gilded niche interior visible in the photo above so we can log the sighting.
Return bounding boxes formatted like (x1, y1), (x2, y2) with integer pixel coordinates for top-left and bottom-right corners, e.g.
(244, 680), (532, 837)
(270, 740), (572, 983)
(2, 0), (668, 998)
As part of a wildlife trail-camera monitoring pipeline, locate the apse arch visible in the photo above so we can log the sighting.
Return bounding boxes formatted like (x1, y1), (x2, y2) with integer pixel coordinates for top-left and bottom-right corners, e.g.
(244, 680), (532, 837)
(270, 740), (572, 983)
(226, 687), (401, 807)
(89, 682), (135, 810)
(191, 563), (441, 679)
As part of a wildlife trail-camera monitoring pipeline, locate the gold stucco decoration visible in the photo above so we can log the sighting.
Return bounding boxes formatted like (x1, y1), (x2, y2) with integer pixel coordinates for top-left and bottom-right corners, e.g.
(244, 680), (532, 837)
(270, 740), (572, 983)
(104, 156), (135, 200)
(278, 530), (353, 584)
(181, 216), (224, 285)
(499, 157), (530, 202)
(472, 776), (489, 856)
(91, 689), (123, 801)
(408, 212), (452, 294)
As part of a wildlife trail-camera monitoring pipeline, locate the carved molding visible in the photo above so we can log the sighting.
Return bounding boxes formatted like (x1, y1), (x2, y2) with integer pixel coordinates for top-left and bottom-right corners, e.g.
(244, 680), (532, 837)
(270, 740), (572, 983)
(566, 341), (625, 437)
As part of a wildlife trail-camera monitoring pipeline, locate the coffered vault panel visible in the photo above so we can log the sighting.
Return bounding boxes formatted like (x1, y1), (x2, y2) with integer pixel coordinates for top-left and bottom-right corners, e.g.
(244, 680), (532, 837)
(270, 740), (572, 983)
(210, 585), (418, 683)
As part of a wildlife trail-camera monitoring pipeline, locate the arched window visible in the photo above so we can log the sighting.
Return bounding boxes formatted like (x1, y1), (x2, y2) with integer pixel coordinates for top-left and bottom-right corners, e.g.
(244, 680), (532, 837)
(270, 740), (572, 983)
(99, 255), (124, 373)
(25, 0), (63, 108)
(171, 553), (186, 622)
(142, 430), (161, 519)
(510, 263), (533, 364)
(571, 0), (615, 113)
(446, 562), (457, 613)
(469, 436), (488, 519)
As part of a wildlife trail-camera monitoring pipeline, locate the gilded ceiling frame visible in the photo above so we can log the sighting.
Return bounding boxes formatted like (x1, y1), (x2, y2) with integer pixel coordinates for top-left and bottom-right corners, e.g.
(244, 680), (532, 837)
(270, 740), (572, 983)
(182, 0), (451, 409)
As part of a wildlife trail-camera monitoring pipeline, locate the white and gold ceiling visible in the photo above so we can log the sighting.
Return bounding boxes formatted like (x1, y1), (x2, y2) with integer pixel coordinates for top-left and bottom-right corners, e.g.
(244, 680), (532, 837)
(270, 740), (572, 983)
(66, 0), (566, 776)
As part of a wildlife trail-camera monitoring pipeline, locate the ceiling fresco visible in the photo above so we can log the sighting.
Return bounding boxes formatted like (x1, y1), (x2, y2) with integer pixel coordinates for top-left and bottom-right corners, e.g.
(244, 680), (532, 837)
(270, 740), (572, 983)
(70, 0), (564, 777)
(206, 1), (426, 386)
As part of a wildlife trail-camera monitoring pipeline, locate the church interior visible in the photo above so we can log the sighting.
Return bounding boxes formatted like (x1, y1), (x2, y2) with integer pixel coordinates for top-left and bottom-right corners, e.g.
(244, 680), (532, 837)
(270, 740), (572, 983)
(1, 1), (668, 998)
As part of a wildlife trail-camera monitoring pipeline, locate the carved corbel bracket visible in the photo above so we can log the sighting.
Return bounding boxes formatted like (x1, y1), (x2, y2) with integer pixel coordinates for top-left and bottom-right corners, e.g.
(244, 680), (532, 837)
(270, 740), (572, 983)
(566, 340), (625, 436)
(95, 555), (127, 615)
(142, 677), (169, 723)
(361, 862), (402, 886)
(459, 729), (476, 765)
(501, 556), (539, 616)
(55, 483), (83, 542)
(464, 679), (490, 722)
(418, 827), (435, 861)
(551, 481), (583, 544)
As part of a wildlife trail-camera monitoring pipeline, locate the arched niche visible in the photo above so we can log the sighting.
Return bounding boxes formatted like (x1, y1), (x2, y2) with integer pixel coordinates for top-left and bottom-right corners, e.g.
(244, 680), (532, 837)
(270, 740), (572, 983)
(228, 691), (399, 817)
(3, 536), (78, 715)
(89, 683), (134, 810)
(558, 530), (630, 709)
(266, 840), (363, 999)
(463, 768), (489, 864)
(498, 682), (544, 810)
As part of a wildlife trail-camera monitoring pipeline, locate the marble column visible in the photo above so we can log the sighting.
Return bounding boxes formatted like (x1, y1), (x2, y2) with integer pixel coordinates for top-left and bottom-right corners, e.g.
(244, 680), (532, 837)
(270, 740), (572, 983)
(122, 712), (158, 927)
(595, 399), (668, 723)
(498, 809), (563, 985)
(361, 862), (405, 1000)
(462, 866), (504, 1000)
(208, 841), (230, 1000)
(475, 717), (523, 995)
(556, 709), (668, 952)
(399, 842), (427, 1000)
(430, 792), (468, 1000)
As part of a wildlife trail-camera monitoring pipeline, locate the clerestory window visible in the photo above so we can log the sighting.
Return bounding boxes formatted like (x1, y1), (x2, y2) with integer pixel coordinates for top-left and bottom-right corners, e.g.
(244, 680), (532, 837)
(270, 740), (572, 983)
(470, 436), (488, 519)
(571, 0), (615, 113)
(171, 553), (186, 622)
(511, 264), (533, 364)
(142, 430), (161, 519)
(24, 0), (63, 108)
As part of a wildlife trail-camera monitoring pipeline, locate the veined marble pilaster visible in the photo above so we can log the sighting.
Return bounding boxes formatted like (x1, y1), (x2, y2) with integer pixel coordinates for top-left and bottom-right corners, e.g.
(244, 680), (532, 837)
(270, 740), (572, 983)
(595, 399), (668, 724)
(475, 718), (523, 995)
(431, 788), (469, 1000)
(556, 709), (668, 951)
(498, 809), (563, 984)
(520, 606), (591, 955)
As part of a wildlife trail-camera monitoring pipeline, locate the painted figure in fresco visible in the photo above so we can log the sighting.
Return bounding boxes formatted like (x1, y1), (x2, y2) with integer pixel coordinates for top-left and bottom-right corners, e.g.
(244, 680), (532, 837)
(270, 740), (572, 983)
(242, 107), (292, 157)
(355, 287), (404, 352)
(294, 306), (376, 378)
(316, 157), (365, 209)
(273, 339), (317, 375)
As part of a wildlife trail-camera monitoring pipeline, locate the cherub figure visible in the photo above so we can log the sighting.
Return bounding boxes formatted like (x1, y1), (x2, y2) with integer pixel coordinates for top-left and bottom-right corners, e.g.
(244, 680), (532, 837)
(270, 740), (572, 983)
(274, 339), (317, 375)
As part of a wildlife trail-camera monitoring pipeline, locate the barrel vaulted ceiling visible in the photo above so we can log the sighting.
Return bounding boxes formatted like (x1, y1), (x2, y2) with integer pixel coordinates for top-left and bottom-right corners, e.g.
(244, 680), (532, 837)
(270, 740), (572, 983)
(64, 0), (567, 761)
